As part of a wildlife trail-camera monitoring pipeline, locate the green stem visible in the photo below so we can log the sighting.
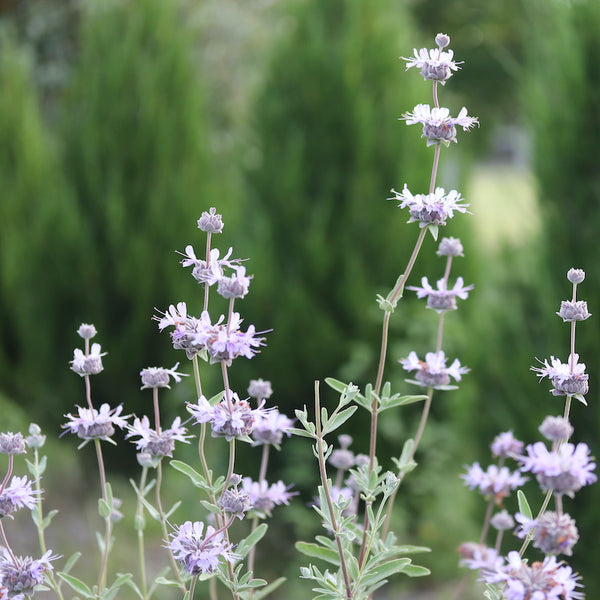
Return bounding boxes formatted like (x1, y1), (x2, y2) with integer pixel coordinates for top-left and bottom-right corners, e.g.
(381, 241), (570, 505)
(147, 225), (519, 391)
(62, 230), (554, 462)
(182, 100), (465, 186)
(135, 467), (149, 600)
(315, 382), (353, 600)
(156, 460), (187, 593)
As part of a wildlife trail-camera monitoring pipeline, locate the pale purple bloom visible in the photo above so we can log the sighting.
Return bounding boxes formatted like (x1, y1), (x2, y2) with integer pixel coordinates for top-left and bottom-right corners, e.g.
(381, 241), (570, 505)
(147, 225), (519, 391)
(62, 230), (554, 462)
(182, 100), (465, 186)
(481, 551), (584, 599)
(70, 343), (106, 377)
(242, 478), (296, 517)
(402, 104), (478, 146)
(179, 246), (236, 286)
(0, 476), (40, 518)
(328, 448), (355, 471)
(437, 237), (464, 257)
(0, 433), (26, 455)
(194, 311), (266, 366)
(402, 45), (461, 83)
(218, 478), (251, 519)
(531, 354), (588, 401)
(515, 511), (579, 556)
(0, 550), (58, 598)
(390, 185), (469, 228)
(557, 300), (591, 322)
(247, 379), (273, 401)
(197, 207), (223, 233)
(490, 509), (514, 531)
(155, 302), (204, 359)
(76, 323), (97, 339)
(539, 416), (573, 442)
(400, 350), (469, 388)
(251, 409), (294, 447)
(491, 431), (524, 459)
(25, 424), (46, 450)
(216, 266), (252, 299)
(140, 363), (187, 389)
(167, 521), (235, 575)
(458, 543), (503, 572)
(462, 462), (527, 502)
(188, 393), (265, 441)
(62, 403), (129, 445)
(567, 268), (585, 285)
(126, 416), (191, 463)
(519, 442), (597, 497)
(407, 276), (473, 313)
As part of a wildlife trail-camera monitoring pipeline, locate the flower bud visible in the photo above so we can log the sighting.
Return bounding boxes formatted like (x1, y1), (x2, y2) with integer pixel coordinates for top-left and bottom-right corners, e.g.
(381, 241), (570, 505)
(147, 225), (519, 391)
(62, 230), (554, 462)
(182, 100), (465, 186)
(532, 511), (579, 556)
(77, 324), (97, 339)
(248, 379), (273, 400)
(25, 424), (46, 449)
(0, 433), (26, 455)
(567, 268), (585, 284)
(435, 33), (451, 49)
(197, 207), (223, 233)
(557, 300), (591, 322)
(436, 237), (464, 257)
(490, 510), (514, 531)
(539, 416), (573, 442)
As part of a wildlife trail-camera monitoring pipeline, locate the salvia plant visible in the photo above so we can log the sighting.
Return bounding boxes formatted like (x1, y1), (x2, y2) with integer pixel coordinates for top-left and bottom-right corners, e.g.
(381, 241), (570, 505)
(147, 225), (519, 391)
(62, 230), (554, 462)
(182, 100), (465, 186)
(0, 32), (594, 600)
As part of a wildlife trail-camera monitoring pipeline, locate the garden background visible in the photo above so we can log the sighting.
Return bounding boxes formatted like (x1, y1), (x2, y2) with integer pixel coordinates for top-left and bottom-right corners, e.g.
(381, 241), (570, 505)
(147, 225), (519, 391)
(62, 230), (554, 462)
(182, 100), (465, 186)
(0, 0), (599, 598)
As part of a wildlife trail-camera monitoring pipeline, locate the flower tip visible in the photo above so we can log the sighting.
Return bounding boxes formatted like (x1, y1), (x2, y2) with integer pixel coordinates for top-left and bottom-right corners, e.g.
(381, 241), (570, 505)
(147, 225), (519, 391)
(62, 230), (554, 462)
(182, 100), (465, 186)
(435, 33), (451, 48)
(567, 268), (585, 284)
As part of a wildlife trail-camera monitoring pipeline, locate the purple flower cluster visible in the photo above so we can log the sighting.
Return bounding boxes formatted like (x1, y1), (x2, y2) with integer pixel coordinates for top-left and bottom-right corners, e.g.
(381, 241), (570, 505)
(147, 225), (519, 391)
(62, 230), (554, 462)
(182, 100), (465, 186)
(62, 403), (129, 445)
(0, 550), (57, 598)
(407, 276), (473, 313)
(400, 350), (469, 388)
(531, 354), (589, 401)
(241, 478), (295, 517)
(402, 104), (478, 146)
(461, 463), (527, 504)
(167, 521), (235, 576)
(0, 476), (40, 518)
(188, 394), (265, 441)
(390, 185), (469, 228)
(519, 441), (596, 497)
(126, 416), (191, 465)
(157, 304), (265, 364)
(480, 551), (583, 600)
(70, 342), (107, 377)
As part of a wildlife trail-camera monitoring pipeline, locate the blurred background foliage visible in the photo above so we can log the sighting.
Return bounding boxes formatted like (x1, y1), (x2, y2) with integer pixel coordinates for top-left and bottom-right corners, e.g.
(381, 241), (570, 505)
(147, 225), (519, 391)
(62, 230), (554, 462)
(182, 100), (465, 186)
(0, 0), (599, 597)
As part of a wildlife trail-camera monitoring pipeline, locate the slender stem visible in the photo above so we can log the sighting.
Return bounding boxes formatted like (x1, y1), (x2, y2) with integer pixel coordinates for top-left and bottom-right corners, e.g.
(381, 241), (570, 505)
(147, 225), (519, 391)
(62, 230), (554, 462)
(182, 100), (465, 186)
(478, 497), (496, 545)
(136, 467), (149, 600)
(224, 439), (236, 491)
(204, 233), (212, 313)
(153, 387), (161, 433)
(0, 521), (17, 565)
(188, 575), (199, 600)
(410, 387), (435, 457)
(314, 382), (353, 600)
(192, 354), (203, 397)
(84, 373), (94, 411)
(518, 489), (553, 557)
(221, 361), (233, 411)
(94, 439), (111, 592)
(428, 144), (442, 194)
(0, 454), (13, 494)
(248, 444), (270, 575)
(156, 460), (187, 593)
